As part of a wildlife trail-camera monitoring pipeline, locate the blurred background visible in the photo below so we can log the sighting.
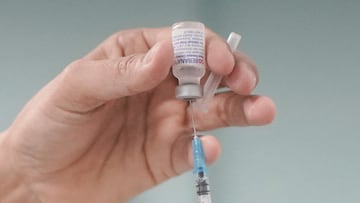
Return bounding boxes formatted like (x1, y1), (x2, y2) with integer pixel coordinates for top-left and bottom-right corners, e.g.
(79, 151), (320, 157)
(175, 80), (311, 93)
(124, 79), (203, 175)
(1, 0), (359, 202)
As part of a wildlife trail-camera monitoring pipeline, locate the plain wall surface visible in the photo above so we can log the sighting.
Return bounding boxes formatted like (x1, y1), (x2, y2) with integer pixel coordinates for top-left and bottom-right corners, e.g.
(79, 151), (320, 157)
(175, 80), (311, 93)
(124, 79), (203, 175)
(1, 0), (360, 202)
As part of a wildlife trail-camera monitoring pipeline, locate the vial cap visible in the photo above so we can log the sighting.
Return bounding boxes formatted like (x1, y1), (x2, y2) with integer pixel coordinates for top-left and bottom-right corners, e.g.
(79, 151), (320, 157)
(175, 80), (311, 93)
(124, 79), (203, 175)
(175, 84), (202, 100)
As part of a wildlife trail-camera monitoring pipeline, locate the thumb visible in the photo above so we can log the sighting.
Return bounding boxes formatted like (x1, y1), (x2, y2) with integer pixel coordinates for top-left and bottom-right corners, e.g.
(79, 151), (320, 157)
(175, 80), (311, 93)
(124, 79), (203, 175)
(171, 135), (221, 176)
(53, 40), (173, 112)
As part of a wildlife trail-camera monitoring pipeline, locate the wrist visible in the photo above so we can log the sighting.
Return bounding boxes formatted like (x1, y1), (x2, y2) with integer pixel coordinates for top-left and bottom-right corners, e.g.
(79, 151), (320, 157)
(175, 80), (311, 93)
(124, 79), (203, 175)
(0, 131), (35, 203)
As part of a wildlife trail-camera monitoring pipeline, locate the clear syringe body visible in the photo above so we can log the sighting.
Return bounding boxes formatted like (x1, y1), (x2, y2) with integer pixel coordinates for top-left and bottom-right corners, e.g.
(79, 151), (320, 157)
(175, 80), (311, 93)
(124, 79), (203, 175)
(194, 32), (241, 112)
(196, 174), (211, 203)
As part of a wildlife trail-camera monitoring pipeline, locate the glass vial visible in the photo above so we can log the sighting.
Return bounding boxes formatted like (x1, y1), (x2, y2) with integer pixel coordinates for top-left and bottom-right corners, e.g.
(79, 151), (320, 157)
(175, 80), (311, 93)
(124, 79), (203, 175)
(172, 21), (206, 100)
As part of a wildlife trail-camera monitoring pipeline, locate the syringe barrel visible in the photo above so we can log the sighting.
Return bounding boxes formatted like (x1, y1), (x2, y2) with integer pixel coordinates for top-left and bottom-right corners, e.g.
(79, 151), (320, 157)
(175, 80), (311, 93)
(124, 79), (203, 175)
(196, 176), (212, 203)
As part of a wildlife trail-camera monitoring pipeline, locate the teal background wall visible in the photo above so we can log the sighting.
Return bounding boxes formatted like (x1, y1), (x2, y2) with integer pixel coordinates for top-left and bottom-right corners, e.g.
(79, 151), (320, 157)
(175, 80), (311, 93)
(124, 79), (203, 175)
(1, 0), (359, 202)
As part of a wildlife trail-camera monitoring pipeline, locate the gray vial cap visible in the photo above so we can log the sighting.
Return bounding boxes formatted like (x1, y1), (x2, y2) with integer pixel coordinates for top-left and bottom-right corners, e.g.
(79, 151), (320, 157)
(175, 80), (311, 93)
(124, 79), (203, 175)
(175, 84), (202, 100)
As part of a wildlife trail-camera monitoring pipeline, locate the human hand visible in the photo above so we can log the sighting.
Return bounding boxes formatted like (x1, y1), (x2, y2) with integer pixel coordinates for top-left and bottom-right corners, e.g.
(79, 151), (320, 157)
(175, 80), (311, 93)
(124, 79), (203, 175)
(0, 27), (275, 203)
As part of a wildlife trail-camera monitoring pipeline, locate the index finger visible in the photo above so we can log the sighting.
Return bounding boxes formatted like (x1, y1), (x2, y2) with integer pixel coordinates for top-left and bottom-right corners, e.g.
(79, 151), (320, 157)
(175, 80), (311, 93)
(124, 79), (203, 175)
(83, 27), (170, 60)
(83, 26), (235, 75)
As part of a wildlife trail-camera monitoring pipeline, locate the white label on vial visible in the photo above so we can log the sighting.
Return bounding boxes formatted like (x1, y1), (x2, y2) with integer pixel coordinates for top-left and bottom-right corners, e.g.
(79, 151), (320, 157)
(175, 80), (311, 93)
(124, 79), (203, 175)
(172, 28), (205, 66)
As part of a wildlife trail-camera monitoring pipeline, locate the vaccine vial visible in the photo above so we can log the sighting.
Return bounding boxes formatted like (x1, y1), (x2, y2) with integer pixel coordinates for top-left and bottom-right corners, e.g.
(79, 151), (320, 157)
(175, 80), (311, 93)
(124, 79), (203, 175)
(172, 21), (206, 100)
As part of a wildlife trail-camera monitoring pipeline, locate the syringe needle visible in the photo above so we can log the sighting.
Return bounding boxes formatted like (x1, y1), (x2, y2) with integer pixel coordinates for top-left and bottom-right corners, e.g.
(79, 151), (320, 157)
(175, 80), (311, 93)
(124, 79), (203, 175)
(189, 100), (198, 137)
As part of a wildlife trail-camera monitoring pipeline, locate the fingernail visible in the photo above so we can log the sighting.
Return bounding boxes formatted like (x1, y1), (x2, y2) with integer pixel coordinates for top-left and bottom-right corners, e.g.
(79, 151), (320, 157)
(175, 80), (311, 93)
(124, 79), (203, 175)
(244, 64), (257, 91)
(243, 96), (275, 126)
(243, 97), (256, 125)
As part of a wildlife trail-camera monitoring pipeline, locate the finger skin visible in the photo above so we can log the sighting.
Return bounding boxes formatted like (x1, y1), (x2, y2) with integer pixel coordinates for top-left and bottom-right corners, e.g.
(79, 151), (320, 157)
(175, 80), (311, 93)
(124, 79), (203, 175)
(169, 134), (221, 176)
(53, 40), (173, 113)
(225, 51), (259, 95)
(205, 35), (235, 75)
(189, 93), (276, 131)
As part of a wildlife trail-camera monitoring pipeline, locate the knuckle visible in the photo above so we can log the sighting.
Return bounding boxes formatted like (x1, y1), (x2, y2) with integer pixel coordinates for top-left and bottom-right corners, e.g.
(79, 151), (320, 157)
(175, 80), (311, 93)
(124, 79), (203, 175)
(115, 29), (144, 54)
(219, 94), (248, 126)
(63, 59), (87, 76)
(115, 55), (138, 76)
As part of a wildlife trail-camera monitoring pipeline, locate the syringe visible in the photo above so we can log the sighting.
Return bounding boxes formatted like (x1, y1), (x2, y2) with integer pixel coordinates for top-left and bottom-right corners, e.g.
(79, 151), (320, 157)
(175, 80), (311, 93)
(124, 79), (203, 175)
(188, 32), (241, 203)
(194, 32), (242, 112)
(189, 100), (212, 203)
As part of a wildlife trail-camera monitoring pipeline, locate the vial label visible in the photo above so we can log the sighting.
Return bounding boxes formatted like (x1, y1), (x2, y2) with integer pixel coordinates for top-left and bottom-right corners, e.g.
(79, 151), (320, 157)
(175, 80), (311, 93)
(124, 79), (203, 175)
(172, 28), (205, 66)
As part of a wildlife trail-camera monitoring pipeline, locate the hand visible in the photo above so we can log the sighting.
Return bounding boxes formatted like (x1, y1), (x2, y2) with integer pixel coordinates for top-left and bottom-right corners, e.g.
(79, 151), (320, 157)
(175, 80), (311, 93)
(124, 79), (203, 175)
(0, 27), (275, 203)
